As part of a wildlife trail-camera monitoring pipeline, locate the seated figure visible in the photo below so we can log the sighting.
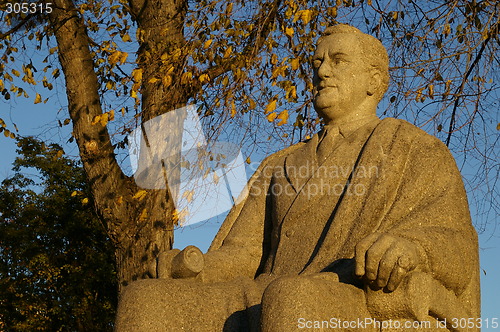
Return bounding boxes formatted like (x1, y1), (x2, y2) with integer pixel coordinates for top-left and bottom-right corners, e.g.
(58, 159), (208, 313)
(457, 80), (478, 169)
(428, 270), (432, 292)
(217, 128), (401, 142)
(115, 24), (480, 331)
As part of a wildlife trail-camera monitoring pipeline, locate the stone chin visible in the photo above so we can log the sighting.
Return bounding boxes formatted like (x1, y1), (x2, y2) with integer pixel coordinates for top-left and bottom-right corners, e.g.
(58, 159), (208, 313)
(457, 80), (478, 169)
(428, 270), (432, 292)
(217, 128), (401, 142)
(314, 87), (338, 109)
(314, 94), (339, 119)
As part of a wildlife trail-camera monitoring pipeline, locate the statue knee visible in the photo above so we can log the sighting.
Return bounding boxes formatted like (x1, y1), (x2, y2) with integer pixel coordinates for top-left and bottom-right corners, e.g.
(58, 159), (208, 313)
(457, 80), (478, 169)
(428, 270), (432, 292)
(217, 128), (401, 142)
(261, 276), (324, 331)
(262, 275), (316, 307)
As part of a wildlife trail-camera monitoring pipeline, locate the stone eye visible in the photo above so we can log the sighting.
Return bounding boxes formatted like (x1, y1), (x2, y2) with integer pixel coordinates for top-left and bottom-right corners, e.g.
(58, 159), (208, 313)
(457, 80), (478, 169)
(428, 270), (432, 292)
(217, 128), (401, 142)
(312, 59), (322, 69)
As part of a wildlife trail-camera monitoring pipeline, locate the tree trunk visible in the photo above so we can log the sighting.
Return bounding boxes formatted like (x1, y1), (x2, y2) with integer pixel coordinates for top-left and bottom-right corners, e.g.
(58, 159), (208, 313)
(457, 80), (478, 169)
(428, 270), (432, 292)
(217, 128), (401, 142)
(48, 0), (279, 291)
(48, 0), (180, 290)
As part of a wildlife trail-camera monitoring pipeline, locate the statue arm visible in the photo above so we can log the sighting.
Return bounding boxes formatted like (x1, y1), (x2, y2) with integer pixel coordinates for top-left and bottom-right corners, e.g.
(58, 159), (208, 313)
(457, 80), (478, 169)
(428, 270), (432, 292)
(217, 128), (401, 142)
(380, 136), (477, 295)
(197, 154), (278, 283)
(158, 152), (279, 283)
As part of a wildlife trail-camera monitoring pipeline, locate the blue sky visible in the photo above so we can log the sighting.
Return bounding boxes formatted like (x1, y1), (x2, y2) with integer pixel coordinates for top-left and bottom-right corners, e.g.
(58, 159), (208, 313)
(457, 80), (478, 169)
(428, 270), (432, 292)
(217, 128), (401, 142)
(1, 91), (499, 328)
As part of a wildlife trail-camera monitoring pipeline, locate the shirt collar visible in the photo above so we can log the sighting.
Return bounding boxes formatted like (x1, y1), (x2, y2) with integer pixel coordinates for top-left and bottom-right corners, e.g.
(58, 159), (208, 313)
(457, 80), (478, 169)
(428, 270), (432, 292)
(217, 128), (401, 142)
(323, 114), (379, 138)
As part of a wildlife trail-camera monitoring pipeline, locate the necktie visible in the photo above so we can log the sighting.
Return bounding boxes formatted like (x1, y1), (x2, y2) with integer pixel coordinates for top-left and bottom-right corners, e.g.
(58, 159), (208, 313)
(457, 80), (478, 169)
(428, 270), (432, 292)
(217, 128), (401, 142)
(316, 125), (340, 163)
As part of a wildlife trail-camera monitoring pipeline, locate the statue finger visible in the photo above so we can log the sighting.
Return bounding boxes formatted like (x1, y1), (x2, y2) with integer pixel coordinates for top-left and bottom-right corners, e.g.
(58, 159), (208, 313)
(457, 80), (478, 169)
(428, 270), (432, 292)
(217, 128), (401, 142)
(354, 233), (380, 277)
(386, 257), (410, 291)
(375, 245), (400, 288)
(364, 235), (395, 281)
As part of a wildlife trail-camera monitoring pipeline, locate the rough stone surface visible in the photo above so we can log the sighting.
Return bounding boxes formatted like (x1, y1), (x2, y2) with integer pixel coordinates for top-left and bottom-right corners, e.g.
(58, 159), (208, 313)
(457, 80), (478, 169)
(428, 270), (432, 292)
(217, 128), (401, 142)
(115, 24), (480, 331)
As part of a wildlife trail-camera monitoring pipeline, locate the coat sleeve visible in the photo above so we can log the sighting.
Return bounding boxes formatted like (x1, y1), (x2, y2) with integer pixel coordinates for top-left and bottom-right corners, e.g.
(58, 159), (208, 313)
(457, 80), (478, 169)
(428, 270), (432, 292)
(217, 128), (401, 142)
(381, 128), (478, 297)
(198, 148), (291, 283)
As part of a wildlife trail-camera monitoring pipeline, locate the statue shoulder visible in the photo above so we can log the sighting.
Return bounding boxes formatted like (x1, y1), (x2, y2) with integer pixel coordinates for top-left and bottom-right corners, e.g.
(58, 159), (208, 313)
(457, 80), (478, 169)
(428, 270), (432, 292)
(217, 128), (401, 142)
(257, 140), (306, 169)
(378, 117), (448, 150)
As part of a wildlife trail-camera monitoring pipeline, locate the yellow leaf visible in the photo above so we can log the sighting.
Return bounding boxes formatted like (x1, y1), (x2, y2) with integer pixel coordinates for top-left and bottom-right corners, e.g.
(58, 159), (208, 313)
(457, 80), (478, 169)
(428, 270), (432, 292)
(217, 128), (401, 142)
(249, 98), (256, 110)
(299, 10), (313, 25)
(34, 93), (42, 104)
(106, 81), (114, 90)
(81, 198), (89, 205)
(204, 39), (213, 49)
(139, 208), (148, 221)
(149, 77), (160, 83)
(428, 84), (434, 99)
(497, 123), (500, 131)
(368, 0), (372, 5)
(245, 157), (251, 164)
(171, 48), (182, 59)
(91, 115), (101, 126)
(71, 191), (78, 197)
(287, 85), (297, 99)
(136, 28), (145, 43)
(276, 110), (289, 126)
(100, 114), (109, 127)
(132, 68), (142, 82)
(122, 33), (132, 42)
(199, 73), (210, 83)
(12, 69), (20, 77)
(329, 7), (337, 18)
(230, 101), (236, 118)
(181, 72), (192, 85)
(290, 58), (300, 71)
(266, 112), (277, 122)
(285, 27), (294, 37)
(271, 53), (278, 65)
(172, 208), (180, 224)
(109, 110), (115, 121)
(116, 196), (123, 205)
(213, 172), (220, 184)
(162, 75), (172, 87)
(226, 3), (233, 15)
(223, 46), (233, 59)
(49, 46), (58, 55)
(182, 190), (194, 203)
(108, 51), (121, 65)
(133, 189), (148, 201)
(265, 100), (277, 114)
(120, 52), (129, 64)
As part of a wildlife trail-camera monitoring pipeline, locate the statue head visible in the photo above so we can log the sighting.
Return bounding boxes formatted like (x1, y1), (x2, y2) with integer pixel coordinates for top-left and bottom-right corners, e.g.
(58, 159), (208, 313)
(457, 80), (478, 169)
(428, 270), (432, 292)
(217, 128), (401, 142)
(313, 24), (389, 124)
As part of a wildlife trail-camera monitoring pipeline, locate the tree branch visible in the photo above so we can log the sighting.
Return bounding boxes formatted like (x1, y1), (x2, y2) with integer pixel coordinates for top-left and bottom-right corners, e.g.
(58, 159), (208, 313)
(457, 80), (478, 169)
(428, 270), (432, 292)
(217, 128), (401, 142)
(446, 21), (499, 146)
(191, 0), (282, 95)
(0, 14), (35, 40)
(47, 0), (132, 231)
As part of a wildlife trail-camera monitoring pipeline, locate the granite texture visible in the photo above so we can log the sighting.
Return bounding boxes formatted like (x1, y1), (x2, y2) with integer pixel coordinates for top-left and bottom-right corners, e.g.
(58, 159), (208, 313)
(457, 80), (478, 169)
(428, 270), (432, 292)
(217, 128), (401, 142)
(115, 24), (480, 331)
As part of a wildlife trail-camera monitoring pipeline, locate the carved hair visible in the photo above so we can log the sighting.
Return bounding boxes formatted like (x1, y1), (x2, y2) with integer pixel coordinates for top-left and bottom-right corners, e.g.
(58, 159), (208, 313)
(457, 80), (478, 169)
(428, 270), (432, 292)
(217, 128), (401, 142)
(319, 24), (389, 102)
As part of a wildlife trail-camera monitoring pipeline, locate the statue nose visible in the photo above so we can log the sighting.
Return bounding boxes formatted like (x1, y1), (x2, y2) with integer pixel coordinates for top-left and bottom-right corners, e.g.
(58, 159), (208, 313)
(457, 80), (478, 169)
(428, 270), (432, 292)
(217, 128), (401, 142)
(317, 62), (332, 79)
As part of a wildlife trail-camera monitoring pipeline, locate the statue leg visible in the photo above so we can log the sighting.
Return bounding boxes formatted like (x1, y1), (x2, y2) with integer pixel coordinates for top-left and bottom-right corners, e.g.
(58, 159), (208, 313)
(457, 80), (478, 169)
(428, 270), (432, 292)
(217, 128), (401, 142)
(115, 277), (261, 332)
(260, 274), (375, 331)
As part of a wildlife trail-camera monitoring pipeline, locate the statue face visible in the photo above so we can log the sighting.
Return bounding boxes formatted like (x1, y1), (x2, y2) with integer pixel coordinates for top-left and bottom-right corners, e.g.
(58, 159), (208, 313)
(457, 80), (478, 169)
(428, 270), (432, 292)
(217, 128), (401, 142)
(313, 33), (373, 123)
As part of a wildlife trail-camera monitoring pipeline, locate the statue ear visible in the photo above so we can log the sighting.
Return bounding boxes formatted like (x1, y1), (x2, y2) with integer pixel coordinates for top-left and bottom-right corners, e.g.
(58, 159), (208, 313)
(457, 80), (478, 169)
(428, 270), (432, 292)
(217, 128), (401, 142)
(367, 70), (381, 96)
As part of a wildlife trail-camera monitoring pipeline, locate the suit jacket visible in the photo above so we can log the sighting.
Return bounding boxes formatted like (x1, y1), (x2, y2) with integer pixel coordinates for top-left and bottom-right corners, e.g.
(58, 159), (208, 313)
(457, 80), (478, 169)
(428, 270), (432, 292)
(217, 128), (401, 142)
(205, 117), (480, 323)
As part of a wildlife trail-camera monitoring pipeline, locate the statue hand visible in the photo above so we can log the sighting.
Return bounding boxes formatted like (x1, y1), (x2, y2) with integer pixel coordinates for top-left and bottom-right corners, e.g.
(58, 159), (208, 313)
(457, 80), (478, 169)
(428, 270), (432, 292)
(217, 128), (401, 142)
(355, 233), (420, 292)
(155, 246), (205, 279)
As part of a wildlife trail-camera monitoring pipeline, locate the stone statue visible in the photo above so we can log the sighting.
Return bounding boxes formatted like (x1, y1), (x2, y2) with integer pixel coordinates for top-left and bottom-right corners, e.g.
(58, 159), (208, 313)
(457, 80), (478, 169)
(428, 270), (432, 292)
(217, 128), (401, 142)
(116, 24), (480, 331)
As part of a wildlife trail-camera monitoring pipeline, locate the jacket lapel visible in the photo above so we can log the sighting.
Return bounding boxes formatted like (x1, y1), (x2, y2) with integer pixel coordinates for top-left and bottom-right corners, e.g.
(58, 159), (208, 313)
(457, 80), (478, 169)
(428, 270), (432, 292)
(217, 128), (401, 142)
(284, 134), (318, 193)
(270, 119), (381, 274)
